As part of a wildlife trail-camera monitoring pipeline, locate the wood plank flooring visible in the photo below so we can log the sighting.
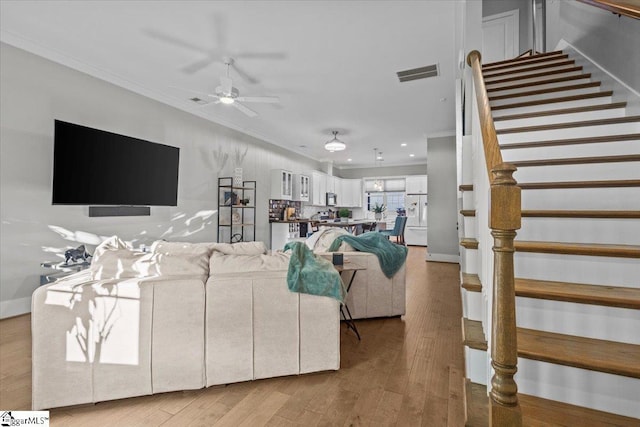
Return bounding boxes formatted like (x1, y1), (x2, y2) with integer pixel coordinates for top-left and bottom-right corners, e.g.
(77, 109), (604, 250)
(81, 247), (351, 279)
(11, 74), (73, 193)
(0, 247), (465, 426)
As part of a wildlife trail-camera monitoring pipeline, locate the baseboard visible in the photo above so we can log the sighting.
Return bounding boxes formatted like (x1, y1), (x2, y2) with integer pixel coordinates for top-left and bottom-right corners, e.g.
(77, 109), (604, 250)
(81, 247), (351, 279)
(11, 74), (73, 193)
(426, 253), (460, 263)
(0, 296), (31, 319)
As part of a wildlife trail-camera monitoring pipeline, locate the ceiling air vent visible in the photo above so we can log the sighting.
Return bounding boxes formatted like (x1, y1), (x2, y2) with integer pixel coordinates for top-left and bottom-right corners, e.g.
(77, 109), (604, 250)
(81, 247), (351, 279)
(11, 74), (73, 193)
(396, 64), (439, 82)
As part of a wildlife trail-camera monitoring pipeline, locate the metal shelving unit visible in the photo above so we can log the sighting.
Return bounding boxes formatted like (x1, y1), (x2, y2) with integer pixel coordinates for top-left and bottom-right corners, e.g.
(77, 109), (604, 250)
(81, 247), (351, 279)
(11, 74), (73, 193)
(217, 177), (256, 243)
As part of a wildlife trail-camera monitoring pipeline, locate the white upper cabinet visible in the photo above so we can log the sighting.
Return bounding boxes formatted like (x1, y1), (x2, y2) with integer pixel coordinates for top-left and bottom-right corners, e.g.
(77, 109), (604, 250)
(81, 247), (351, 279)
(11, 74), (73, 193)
(349, 178), (363, 207)
(293, 174), (310, 202)
(310, 171), (327, 205)
(270, 169), (293, 200)
(406, 175), (428, 194)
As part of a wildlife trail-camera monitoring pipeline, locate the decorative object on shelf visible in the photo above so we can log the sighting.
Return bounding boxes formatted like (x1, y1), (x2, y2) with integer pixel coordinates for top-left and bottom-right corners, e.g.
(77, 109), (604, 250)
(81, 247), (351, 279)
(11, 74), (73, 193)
(240, 198), (250, 206)
(233, 145), (249, 186)
(373, 148), (384, 191)
(224, 191), (238, 206)
(338, 208), (350, 222)
(64, 245), (92, 265)
(372, 203), (386, 221)
(232, 211), (241, 224)
(324, 131), (346, 152)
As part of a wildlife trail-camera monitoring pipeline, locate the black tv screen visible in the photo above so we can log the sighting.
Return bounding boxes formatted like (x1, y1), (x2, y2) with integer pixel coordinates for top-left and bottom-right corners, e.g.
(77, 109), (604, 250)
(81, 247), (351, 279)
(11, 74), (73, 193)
(52, 120), (179, 206)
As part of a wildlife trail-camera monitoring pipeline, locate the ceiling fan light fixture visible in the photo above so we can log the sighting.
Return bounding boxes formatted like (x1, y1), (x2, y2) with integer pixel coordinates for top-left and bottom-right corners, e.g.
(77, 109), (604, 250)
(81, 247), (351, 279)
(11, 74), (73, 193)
(324, 131), (346, 152)
(219, 96), (235, 104)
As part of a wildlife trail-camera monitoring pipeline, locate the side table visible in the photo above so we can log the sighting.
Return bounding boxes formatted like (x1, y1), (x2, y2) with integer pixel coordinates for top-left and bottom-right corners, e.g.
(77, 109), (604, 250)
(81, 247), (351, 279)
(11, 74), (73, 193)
(40, 261), (91, 285)
(334, 261), (366, 340)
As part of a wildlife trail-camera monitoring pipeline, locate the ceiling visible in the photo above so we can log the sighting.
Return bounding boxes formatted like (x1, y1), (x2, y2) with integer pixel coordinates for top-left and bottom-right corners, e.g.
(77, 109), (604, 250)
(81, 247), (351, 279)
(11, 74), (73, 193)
(0, 1), (459, 169)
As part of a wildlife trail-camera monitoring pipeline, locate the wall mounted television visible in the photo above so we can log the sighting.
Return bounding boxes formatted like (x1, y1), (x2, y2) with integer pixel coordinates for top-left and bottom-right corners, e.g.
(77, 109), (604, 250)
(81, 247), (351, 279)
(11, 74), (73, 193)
(52, 120), (180, 207)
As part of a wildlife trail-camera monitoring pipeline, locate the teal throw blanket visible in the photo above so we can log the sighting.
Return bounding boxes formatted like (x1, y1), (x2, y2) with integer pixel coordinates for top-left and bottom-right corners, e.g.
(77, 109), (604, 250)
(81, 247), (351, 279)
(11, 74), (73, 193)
(327, 232), (407, 278)
(283, 241), (346, 303)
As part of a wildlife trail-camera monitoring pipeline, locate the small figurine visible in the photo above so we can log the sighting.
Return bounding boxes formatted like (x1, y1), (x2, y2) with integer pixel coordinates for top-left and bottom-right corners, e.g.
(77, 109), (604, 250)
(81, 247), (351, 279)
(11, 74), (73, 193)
(64, 245), (92, 265)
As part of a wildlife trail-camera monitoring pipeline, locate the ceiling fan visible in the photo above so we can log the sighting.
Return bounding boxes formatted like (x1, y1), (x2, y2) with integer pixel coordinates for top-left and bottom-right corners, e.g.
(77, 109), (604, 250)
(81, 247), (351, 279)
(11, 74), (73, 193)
(177, 57), (279, 117)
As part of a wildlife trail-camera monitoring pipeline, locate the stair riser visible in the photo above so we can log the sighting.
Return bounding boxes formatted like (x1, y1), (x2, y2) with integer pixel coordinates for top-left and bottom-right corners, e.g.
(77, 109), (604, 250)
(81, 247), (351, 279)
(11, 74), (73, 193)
(488, 77), (592, 97)
(519, 187), (640, 210)
(491, 96), (613, 117)
(501, 139), (640, 161)
(485, 70), (584, 89)
(460, 247), (478, 275)
(517, 217), (640, 246)
(512, 162), (640, 185)
(462, 289), (483, 321)
(489, 87), (601, 108)
(515, 252), (639, 287)
(465, 348), (488, 386)
(484, 64), (577, 82)
(516, 297), (640, 344)
(516, 359), (640, 419)
(497, 122), (640, 144)
(462, 217), (476, 239)
(483, 57), (569, 75)
(493, 107), (626, 129)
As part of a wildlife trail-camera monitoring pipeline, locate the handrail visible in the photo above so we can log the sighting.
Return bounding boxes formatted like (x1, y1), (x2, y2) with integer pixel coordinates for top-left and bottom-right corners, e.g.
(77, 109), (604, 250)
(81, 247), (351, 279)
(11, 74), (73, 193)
(467, 51), (504, 184)
(577, 0), (640, 20)
(467, 49), (522, 427)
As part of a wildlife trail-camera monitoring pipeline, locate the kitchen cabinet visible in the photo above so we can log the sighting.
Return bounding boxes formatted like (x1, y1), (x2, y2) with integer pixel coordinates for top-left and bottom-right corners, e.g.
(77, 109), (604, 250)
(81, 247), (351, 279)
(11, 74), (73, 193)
(311, 171), (327, 205)
(406, 175), (428, 194)
(270, 169), (293, 200)
(348, 178), (363, 207)
(293, 174), (310, 202)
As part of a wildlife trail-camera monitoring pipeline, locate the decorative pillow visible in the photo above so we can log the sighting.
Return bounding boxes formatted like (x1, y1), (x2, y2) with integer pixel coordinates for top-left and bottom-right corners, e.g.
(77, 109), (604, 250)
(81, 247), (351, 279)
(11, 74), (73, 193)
(90, 236), (154, 280)
(209, 251), (290, 275)
(310, 228), (355, 252)
(210, 241), (268, 256)
(151, 240), (212, 277)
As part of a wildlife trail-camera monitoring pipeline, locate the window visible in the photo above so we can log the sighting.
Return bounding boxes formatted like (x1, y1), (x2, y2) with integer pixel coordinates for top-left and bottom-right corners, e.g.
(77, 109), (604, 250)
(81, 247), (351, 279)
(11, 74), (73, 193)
(367, 191), (405, 215)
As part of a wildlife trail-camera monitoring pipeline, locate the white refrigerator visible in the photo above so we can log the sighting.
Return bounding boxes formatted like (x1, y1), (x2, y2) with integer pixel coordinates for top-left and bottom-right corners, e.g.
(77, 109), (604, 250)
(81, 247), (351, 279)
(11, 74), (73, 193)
(405, 194), (428, 246)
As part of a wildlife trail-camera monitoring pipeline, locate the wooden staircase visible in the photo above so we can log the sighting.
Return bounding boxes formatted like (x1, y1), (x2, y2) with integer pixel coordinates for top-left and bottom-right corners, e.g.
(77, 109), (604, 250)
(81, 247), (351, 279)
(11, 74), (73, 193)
(459, 49), (640, 425)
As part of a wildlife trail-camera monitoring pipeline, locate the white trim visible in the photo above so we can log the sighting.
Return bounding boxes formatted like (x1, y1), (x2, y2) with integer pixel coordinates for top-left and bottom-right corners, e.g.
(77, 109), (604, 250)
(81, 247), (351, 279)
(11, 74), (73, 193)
(0, 296), (31, 319)
(427, 130), (456, 139)
(426, 253), (460, 263)
(555, 39), (640, 98)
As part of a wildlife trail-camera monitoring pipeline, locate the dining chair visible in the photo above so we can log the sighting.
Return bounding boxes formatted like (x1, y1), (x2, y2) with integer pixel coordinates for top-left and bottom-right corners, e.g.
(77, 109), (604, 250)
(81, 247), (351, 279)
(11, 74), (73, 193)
(378, 216), (407, 245)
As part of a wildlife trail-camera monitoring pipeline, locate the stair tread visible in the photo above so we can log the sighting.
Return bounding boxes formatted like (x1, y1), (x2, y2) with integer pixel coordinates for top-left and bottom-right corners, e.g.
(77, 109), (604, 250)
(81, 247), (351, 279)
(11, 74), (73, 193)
(482, 51), (566, 70)
(521, 209), (640, 218)
(462, 273), (482, 292)
(518, 179), (640, 189)
(483, 59), (576, 79)
(465, 382), (640, 427)
(519, 393), (640, 427)
(460, 209), (476, 217)
(484, 66), (584, 86)
(489, 81), (601, 102)
(514, 240), (640, 258)
(517, 327), (640, 378)
(462, 318), (487, 351)
(487, 73), (589, 94)
(497, 115), (640, 135)
(460, 238), (479, 249)
(459, 184), (473, 191)
(492, 102), (628, 122)
(491, 91), (613, 111)
(512, 154), (640, 167)
(501, 133), (640, 149)
(515, 278), (640, 309)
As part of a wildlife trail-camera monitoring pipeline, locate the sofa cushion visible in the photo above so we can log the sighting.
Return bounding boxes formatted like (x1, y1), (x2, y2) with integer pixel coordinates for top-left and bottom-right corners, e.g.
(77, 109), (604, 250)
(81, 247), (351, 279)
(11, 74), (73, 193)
(151, 241), (212, 277)
(210, 241), (268, 256)
(209, 251), (290, 275)
(307, 228), (354, 252)
(90, 236), (154, 279)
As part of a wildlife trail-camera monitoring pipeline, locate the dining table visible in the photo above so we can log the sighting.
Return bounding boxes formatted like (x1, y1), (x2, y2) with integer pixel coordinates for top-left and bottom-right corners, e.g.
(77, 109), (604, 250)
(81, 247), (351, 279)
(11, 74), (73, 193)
(314, 219), (378, 234)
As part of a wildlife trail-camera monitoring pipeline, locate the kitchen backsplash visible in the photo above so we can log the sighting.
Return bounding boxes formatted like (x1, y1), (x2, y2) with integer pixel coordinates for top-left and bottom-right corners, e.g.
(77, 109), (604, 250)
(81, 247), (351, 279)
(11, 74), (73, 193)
(269, 200), (302, 222)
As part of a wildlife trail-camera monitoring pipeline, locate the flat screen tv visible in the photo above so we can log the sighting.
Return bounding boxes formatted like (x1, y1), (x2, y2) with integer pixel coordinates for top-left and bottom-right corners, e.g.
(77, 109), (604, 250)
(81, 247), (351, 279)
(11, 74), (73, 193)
(52, 120), (180, 206)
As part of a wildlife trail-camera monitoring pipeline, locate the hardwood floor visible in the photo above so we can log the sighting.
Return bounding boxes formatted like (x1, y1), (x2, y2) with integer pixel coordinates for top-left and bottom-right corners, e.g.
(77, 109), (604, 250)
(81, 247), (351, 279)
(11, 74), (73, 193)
(0, 247), (464, 426)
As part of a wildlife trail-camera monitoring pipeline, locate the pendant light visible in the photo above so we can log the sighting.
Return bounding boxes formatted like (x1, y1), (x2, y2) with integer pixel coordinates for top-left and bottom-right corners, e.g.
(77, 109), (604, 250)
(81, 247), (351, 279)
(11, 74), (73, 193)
(324, 131), (346, 152)
(373, 148), (384, 191)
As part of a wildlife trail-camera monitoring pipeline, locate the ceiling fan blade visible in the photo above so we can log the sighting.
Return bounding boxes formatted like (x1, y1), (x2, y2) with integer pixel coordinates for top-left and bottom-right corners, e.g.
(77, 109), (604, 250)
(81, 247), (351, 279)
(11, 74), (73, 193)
(232, 102), (258, 117)
(234, 52), (287, 60)
(143, 29), (209, 55)
(235, 96), (280, 104)
(220, 76), (233, 94)
(230, 62), (259, 85)
(182, 55), (216, 74)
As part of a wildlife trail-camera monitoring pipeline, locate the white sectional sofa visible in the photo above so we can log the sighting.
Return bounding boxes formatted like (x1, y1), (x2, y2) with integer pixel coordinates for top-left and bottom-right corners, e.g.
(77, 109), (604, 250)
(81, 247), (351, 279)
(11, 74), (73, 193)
(307, 227), (407, 319)
(31, 238), (340, 410)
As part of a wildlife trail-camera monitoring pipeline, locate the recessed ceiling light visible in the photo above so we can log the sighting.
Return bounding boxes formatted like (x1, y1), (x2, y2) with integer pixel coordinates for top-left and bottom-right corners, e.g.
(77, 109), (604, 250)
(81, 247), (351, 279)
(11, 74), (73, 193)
(401, 143), (407, 147)
(409, 154), (415, 157)
(347, 158), (352, 162)
(440, 97), (447, 102)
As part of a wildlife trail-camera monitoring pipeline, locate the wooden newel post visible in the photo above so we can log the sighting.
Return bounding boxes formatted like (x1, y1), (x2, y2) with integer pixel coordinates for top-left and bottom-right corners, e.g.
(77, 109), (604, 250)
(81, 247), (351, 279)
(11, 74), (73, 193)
(489, 162), (522, 427)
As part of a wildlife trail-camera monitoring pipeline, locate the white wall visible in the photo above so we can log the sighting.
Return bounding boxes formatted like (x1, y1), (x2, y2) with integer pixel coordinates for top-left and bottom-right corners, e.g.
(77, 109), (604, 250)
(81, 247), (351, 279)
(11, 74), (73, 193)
(426, 135), (459, 262)
(0, 43), (321, 318)
(546, 0), (640, 93)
